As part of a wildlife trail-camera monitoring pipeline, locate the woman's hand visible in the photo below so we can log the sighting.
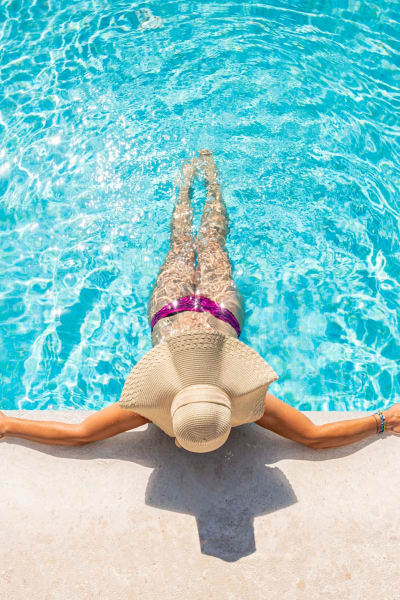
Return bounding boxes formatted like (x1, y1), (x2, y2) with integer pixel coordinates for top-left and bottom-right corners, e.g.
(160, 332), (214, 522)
(0, 410), (6, 439)
(383, 404), (400, 433)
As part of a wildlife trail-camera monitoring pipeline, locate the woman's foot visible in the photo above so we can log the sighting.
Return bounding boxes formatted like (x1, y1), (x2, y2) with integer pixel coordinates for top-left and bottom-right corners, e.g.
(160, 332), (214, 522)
(198, 149), (219, 188)
(169, 158), (197, 247)
(195, 149), (229, 249)
(178, 157), (197, 198)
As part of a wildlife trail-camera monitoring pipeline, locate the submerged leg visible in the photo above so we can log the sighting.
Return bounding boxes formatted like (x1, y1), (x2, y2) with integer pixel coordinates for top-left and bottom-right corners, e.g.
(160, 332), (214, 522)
(194, 149), (245, 334)
(147, 158), (197, 340)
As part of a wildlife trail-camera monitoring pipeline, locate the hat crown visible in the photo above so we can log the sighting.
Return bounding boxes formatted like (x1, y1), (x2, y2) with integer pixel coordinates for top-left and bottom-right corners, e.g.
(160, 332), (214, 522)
(171, 384), (231, 416)
(171, 385), (232, 453)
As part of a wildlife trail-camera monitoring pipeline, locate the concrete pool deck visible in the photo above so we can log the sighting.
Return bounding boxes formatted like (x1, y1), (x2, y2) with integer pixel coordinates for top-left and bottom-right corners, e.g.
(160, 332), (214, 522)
(1, 410), (399, 599)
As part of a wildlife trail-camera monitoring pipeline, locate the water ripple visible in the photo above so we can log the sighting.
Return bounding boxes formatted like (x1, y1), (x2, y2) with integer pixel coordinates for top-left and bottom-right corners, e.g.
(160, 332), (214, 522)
(0, 0), (399, 411)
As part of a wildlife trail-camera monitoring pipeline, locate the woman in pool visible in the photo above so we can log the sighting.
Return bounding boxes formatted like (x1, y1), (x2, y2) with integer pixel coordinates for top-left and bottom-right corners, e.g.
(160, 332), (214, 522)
(1, 150), (399, 450)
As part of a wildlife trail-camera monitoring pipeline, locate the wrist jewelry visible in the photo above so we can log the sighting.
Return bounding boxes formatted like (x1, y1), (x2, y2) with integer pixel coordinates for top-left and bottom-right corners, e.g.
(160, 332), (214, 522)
(373, 413), (380, 433)
(374, 410), (386, 434)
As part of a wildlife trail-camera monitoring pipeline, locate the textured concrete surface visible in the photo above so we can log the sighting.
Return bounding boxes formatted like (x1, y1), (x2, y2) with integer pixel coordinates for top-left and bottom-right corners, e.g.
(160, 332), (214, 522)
(1, 410), (399, 600)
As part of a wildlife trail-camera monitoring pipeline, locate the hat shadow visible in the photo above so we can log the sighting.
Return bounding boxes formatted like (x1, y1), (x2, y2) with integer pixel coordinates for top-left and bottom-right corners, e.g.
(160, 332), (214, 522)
(12, 420), (376, 563)
(118, 423), (374, 562)
(141, 425), (296, 562)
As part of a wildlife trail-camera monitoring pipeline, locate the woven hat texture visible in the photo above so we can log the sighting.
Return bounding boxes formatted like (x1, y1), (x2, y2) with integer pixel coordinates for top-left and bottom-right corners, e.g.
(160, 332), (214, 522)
(171, 384), (232, 452)
(118, 330), (278, 447)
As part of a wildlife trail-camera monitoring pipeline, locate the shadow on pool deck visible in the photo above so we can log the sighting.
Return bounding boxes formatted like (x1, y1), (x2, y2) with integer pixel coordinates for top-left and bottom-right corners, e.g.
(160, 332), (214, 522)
(4, 416), (378, 563)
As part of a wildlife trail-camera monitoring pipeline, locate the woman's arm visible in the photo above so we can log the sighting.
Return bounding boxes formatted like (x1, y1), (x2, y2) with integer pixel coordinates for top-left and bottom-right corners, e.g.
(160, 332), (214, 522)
(256, 393), (400, 449)
(0, 403), (150, 446)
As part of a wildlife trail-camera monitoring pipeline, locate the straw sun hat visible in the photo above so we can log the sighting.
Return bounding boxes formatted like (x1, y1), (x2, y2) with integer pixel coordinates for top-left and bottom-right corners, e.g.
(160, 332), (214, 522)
(118, 330), (278, 453)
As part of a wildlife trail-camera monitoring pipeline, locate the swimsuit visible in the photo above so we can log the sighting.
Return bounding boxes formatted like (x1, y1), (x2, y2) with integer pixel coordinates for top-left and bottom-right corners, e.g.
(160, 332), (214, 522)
(150, 295), (242, 337)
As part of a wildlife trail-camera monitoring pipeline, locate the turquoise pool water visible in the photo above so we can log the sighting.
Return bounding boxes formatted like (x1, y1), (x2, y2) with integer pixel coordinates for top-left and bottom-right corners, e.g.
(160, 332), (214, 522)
(1, 1), (399, 411)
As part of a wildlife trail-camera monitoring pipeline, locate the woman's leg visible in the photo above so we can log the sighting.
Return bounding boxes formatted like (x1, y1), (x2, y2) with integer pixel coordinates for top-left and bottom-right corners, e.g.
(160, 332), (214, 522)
(194, 150), (245, 333)
(147, 158), (197, 343)
(0, 404), (150, 446)
(256, 393), (399, 449)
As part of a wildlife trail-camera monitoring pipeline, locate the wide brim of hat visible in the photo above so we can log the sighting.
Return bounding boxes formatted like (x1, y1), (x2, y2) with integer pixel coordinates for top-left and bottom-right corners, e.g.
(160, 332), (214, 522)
(118, 329), (278, 437)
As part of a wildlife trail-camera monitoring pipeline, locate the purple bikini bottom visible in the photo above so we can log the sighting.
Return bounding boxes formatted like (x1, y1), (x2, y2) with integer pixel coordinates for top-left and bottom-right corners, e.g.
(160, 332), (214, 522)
(150, 295), (242, 337)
